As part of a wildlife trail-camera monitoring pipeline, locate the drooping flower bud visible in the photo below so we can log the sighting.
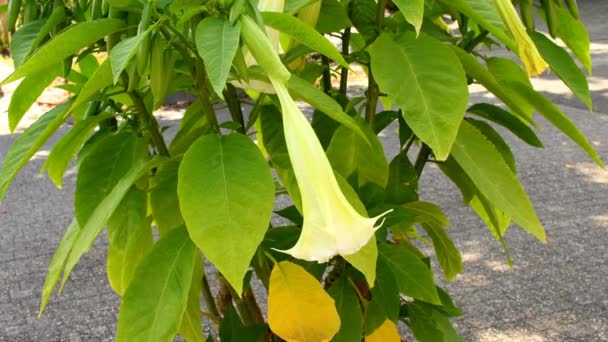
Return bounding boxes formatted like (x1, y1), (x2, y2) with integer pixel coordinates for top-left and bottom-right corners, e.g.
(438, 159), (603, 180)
(494, 0), (548, 76)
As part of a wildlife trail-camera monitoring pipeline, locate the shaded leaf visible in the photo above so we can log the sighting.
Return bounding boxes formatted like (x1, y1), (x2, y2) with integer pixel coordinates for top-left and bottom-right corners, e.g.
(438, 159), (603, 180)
(328, 276), (363, 342)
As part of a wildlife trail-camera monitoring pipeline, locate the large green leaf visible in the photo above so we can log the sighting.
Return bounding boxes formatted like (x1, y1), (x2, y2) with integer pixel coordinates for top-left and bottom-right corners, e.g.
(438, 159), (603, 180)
(316, 0), (351, 34)
(39, 220), (79, 316)
(10, 19), (46, 68)
(450, 120), (546, 242)
(328, 276), (363, 342)
(261, 11), (348, 67)
(3, 19), (125, 84)
(178, 134), (274, 295)
(107, 206), (153, 295)
(8, 66), (60, 133)
(196, 17), (241, 97)
(509, 83), (603, 167)
(369, 32), (468, 160)
(178, 256), (205, 342)
(0, 100), (72, 202)
(326, 118), (389, 188)
(107, 186), (148, 249)
(386, 153), (418, 205)
(421, 223), (462, 281)
(408, 302), (462, 342)
(531, 31), (592, 109)
(378, 243), (440, 304)
(61, 157), (166, 291)
(150, 159), (185, 236)
(74, 132), (148, 227)
(466, 118), (516, 172)
(43, 112), (114, 188)
(219, 306), (266, 342)
(464, 0), (507, 31)
(392, 0), (424, 34)
(69, 59), (114, 113)
(371, 259), (400, 322)
(555, 7), (591, 73)
(116, 226), (196, 342)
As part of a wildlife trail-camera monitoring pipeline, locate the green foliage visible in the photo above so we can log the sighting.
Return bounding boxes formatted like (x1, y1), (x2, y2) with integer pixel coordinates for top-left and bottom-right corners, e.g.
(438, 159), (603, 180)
(1, 0), (600, 340)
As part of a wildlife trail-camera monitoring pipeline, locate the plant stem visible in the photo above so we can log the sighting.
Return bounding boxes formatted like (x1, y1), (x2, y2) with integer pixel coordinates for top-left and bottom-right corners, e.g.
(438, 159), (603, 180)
(252, 249), (271, 290)
(223, 84), (246, 134)
(376, 0), (388, 29)
(321, 56), (332, 92)
(127, 89), (170, 157)
(365, 70), (378, 128)
(194, 57), (219, 131)
(339, 28), (351, 95)
(414, 143), (432, 177)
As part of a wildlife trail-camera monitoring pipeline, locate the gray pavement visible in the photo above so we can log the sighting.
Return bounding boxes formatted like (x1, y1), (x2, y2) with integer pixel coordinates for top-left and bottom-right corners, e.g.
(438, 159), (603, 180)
(2, 1), (608, 341)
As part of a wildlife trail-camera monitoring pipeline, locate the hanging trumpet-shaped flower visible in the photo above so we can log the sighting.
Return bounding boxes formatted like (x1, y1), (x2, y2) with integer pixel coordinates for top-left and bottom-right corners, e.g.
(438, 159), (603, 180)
(494, 0), (548, 76)
(269, 76), (390, 262)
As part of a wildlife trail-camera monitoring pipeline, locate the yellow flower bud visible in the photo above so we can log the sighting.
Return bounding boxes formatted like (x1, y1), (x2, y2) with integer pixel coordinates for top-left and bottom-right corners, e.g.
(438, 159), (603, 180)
(269, 76), (390, 262)
(494, 0), (548, 76)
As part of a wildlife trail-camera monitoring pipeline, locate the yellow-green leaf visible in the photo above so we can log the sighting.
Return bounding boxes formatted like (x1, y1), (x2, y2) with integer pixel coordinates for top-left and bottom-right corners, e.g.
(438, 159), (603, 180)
(268, 261), (341, 342)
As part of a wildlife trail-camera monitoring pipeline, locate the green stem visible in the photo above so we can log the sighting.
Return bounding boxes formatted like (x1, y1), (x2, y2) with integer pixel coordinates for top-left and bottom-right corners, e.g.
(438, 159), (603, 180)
(127, 89), (170, 157)
(252, 249), (271, 290)
(223, 84), (246, 134)
(414, 143), (432, 177)
(365, 70), (378, 128)
(376, 0), (389, 29)
(339, 28), (351, 95)
(194, 57), (219, 131)
(321, 56), (332, 93)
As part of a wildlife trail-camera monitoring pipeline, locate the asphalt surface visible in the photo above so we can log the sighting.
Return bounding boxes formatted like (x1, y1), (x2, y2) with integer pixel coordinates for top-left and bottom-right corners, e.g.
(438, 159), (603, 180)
(1, 1), (608, 341)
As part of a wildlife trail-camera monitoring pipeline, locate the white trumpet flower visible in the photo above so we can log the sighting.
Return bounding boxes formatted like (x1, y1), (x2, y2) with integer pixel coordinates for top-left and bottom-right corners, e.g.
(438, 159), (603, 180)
(495, 0), (548, 76)
(269, 76), (390, 263)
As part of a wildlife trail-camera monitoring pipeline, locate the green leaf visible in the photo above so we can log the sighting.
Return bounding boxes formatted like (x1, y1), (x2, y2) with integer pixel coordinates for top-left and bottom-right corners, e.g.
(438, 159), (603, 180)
(466, 103), (543, 147)
(61, 157), (166, 292)
(110, 30), (152, 84)
(450, 120), (546, 242)
(287, 74), (369, 144)
(116, 226), (196, 342)
(463, 0), (507, 31)
(386, 153), (418, 205)
(39, 220), (79, 316)
(74, 132), (148, 227)
(555, 7), (591, 73)
(408, 302), (462, 342)
(343, 236), (378, 286)
(371, 259), (400, 322)
(219, 306), (266, 342)
(150, 159), (185, 236)
(107, 206), (153, 295)
(466, 118), (516, 172)
(450, 46), (533, 121)
(326, 118), (389, 187)
(402, 201), (450, 227)
(531, 31), (592, 109)
(378, 243), (440, 304)
(509, 83), (603, 167)
(3, 19), (125, 84)
(261, 11), (348, 67)
(69, 58), (114, 113)
(0, 100), (72, 202)
(8, 66), (60, 133)
(178, 134), (274, 295)
(107, 187), (148, 249)
(43, 112), (114, 188)
(421, 223), (462, 281)
(486, 57), (533, 89)
(179, 255), (205, 342)
(328, 276), (363, 342)
(369, 32), (468, 160)
(392, 0), (424, 34)
(10, 19), (46, 68)
(316, 0), (351, 34)
(196, 17), (241, 97)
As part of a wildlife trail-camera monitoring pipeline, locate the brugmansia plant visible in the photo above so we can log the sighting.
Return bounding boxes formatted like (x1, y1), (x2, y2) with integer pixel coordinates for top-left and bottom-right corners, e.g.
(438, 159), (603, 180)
(1, 0), (600, 340)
